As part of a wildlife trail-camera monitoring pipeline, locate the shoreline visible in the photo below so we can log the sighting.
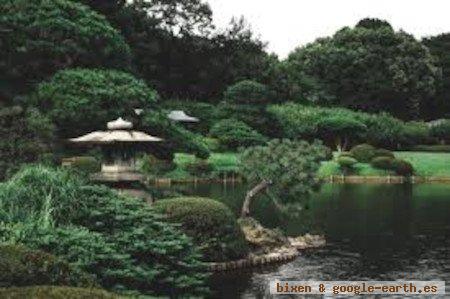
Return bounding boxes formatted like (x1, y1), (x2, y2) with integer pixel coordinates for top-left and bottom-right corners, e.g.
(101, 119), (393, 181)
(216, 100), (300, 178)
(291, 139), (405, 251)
(149, 175), (450, 185)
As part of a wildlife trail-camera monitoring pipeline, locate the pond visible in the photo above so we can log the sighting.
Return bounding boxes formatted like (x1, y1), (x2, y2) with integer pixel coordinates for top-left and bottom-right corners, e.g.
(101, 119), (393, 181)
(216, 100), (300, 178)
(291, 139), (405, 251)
(157, 183), (450, 298)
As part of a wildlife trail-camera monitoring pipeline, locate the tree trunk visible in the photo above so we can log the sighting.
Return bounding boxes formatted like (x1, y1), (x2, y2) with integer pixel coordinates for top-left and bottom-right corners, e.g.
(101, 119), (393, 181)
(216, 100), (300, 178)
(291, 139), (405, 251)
(241, 179), (272, 218)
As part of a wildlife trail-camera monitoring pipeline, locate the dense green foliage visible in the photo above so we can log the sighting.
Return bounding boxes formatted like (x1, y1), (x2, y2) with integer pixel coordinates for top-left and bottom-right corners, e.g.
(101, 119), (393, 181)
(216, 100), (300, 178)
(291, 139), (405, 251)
(33, 69), (157, 137)
(154, 197), (249, 262)
(0, 286), (124, 299)
(224, 80), (270, 104)
(350, 144), (377, 163)
(391, 159), (414, 176)
(268, 103), (431, 149)
(0, 0), (131, 101)
(241, 139), (328, 209)
(209, 119), (268, 150)
(430, 120), (450, 143)
(66, 157), (101, 176)
(316, 116), (367, 150)
(0, 106), (55, 180)
(0, 166), (208, 296)
(285, 18), (440, 119)
(423, 34), (450, 118)
(336, 156), (358, 174)
(0, 244), (94, 288)
(370, 156), (395, 170)
(184, 159), (214, 177)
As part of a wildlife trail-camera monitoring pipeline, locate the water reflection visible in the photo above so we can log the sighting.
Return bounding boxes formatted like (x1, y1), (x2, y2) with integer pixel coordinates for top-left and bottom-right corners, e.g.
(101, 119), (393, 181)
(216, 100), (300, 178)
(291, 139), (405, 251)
(156, 183), (450, 298)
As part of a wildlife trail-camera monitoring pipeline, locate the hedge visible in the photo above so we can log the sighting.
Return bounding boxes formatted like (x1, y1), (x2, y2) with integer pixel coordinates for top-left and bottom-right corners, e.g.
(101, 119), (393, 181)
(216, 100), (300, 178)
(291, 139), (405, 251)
(154, 197), (249, 262)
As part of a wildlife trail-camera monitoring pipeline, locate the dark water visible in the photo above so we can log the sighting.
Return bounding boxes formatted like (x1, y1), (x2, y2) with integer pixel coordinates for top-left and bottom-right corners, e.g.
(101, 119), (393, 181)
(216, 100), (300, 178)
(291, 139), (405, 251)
(160, 183), (450, 298)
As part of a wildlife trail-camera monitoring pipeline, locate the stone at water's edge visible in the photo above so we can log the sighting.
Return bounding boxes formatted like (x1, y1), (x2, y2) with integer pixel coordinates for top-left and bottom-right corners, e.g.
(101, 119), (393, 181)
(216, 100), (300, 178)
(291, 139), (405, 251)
(208, 217), (326, 271)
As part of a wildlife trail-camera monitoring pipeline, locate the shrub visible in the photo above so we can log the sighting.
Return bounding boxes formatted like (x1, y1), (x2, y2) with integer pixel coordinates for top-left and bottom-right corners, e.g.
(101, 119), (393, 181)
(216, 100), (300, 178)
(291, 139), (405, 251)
(154, 197), (249, 262)
(66, 157), (101, 176)
(400, 121), (431, 146)
(185, 159), (214, 177)
(392, 159), (414, 176)
(336, 156), (358, 174)
(373, 148), (395, 159)
(350, 144), (376, 162)
(430, 119), (450, 143)
(338, 151), (354, 158)
(224, 80), (270, 104)
(138, 154), (176, 177)
(209, 119), (267, 150)
(0, 286), (123, 299)
(337, 156), (358, 167)
(33, 69), (157, 137)
(410, 144), (450, 152)
(0, 106), (55, 180)
(316, 116), (367, 150)
(0, 166), (209, 297)
(370, 156), (395, 170)
(0, 244), (95, 288)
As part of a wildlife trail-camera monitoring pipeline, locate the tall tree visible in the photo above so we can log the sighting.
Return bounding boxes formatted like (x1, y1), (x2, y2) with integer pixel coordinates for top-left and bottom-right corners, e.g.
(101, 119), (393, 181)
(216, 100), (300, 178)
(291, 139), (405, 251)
(423, 33), (450, 118)
(285, 18), (441, 119)
(0, 0), (131, 102)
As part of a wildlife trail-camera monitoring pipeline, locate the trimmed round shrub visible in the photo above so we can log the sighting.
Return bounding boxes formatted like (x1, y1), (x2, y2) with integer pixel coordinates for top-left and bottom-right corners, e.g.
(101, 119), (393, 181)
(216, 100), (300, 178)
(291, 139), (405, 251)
(209, 119), (267, 150)
(0, 244), (94, 288)
(337, 156), (358, 168)
(154, 197), (249, 262)
(0, 0), (131, 91)
(392, 159), (414, 176)
(224, 80), (270, 104)
(316, 116), (367, 150)
(0, 286), (123, 299)
(33, 68), (157, 137)
(373, 148), (395, 159)
(350, 143), (376, 162)
(0, 166), (209, 297)
(370, 156), (395, 170)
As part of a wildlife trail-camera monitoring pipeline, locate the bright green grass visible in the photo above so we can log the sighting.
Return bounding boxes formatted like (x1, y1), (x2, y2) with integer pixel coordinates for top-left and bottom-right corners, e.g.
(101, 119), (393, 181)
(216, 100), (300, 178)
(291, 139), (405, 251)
(318, 151), (450, 177)
(169, 151), (450, 179)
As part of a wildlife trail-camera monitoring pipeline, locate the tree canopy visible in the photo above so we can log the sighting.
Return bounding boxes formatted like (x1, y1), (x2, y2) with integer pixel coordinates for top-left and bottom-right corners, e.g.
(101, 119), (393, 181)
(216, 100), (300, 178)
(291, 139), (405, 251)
(0, 0), (131, 101)
(285, 18), (441, 119)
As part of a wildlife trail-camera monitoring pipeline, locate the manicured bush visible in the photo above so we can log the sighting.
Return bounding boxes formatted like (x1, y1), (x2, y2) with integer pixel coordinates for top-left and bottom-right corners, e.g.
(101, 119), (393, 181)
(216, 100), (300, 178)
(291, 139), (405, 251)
(370, 156), (395, 170)
(0, 286), (123, 299)
(209, 119), (267, 150)
(337, 156), (358, 167)
(350, 144), (377, 163)
(430, 119), (450, 143)
(316, 116), (367, 150)
(0, 166), (209, 297)
(33, 69), (157, 137)
(373, 148), (395, 159)
(392, 159), (414, 176)
(336, 156), (358, 174)
(185, 159), (214, 177)
(154, 197), (249, 262)
(0, 244), (95, 288)
(224, 80), (270, 104)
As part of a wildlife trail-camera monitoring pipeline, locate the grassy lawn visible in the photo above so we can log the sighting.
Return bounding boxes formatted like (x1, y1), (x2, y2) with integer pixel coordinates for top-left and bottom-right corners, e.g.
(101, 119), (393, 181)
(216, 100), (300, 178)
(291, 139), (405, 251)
(167, 151), (450, 179)
(318, 151), (450, 178)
